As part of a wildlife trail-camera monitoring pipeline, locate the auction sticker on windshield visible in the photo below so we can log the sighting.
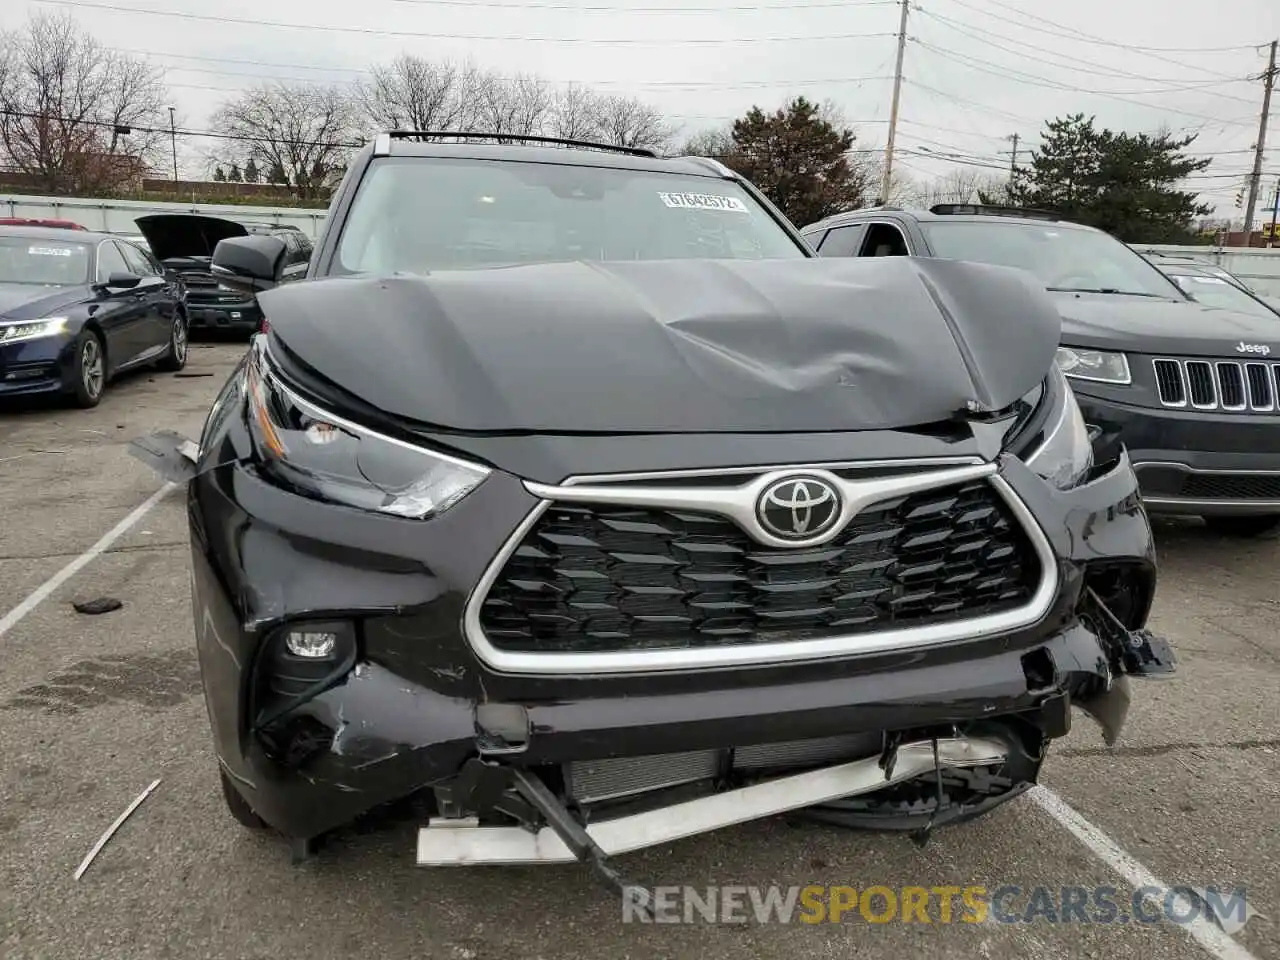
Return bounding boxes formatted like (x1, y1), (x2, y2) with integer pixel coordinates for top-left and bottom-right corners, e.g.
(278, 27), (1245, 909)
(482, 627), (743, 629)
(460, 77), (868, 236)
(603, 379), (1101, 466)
(28, 246), (75, 256)
(659, 192), (749, 213)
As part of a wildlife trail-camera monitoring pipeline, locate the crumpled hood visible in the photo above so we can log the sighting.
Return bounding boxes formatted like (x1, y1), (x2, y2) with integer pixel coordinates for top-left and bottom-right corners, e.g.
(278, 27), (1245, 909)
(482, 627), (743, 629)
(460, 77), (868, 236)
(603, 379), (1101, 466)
(134, 214), (247, 262)
(1052, 291), (1280, 356)
(261, 256), (1062, 434)
(0, 282), (84, 321)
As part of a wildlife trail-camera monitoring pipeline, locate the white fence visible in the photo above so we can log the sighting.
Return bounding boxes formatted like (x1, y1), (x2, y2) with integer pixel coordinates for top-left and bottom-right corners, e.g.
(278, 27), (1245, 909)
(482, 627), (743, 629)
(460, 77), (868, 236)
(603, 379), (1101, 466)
(1132, 244), (1280, 297)
(0, 193), (330, 239)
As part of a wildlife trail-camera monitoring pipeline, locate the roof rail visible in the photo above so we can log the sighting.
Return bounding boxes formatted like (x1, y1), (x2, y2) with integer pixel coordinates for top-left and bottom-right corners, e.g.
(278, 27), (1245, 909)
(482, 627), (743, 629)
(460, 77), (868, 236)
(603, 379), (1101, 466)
(672, 155), (737, 177)
(374, 131), (659, 158)
(929, 203), (1060, 221)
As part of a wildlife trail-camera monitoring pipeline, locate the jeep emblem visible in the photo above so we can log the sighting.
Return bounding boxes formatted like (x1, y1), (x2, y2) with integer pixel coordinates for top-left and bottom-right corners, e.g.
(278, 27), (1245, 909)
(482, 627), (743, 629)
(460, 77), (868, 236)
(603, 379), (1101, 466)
(1236, 342), (1271, 356)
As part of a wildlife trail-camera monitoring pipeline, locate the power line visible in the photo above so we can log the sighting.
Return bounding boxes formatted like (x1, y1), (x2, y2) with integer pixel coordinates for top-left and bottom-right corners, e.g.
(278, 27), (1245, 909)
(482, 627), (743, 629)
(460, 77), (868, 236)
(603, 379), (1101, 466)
(914, 7), (1259, 105)
(33, 1), (897, 44)
(913, 40), (1245, 125)
(126, 52), (897, 92)
(948, 0), (1255, 76)
(381, 0), (898, 8)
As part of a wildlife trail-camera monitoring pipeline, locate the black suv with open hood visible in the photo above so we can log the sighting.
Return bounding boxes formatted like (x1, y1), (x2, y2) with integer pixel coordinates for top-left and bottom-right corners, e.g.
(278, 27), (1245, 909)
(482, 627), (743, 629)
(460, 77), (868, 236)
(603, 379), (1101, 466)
(130, 134), (1171, 888)
(134, 214), (312, 336)
(802, 204), (1280, 537)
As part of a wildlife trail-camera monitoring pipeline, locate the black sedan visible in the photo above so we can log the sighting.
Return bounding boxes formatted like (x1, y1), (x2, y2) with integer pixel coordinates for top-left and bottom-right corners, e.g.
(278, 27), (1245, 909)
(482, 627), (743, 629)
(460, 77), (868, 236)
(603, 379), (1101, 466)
(0, 226), (188, 407)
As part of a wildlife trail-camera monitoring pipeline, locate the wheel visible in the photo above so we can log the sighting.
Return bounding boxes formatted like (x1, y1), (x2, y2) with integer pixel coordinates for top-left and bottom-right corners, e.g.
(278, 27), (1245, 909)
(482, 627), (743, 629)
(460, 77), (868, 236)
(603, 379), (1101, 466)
(156, 310), (189, 372)
(69, 330), (106, 408)
(219, 769), (268, 830)
(1203, 515), (1280, 538)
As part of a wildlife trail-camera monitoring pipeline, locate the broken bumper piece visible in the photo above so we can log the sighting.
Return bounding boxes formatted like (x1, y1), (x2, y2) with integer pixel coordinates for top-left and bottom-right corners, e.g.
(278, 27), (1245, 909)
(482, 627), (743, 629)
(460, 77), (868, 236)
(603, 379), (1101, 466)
(417, 736), (1009, 866)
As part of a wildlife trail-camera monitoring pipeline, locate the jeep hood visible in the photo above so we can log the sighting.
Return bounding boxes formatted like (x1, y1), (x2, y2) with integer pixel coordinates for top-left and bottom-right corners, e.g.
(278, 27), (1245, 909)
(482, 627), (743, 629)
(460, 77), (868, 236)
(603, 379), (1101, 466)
(1051, 290), (1280, 357)
(260, 256), (1062, 434)
(134, 214), (247, 262)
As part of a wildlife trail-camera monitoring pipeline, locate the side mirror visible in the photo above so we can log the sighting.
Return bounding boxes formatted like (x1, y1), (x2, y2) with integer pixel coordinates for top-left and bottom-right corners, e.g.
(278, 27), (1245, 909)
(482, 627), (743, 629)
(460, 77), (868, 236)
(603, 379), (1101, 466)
(99, 271), (142, 291)
(211, 235), (287, 295)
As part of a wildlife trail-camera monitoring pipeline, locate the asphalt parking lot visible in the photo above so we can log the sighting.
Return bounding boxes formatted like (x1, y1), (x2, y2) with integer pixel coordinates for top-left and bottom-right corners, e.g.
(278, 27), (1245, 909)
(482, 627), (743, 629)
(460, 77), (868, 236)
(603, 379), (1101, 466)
(0, 342), (1277, 960)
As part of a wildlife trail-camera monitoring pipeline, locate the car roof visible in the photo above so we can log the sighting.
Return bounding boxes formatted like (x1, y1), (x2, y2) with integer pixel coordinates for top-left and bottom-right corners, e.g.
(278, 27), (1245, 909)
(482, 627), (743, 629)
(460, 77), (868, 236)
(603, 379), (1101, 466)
(0, 224), (115, 243)
(377, 137), (734, 179)
(806, 206), (1100, 232)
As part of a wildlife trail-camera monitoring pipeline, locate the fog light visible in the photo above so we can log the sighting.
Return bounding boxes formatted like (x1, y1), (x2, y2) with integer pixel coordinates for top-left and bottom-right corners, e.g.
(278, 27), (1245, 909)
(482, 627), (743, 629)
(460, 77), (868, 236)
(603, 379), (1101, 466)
(286, 628), (338, 659)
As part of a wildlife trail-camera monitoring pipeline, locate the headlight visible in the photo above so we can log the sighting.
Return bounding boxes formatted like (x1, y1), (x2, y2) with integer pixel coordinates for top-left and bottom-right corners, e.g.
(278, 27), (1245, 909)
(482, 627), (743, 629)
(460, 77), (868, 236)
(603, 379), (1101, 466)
(0, 317), (69, 345)
(1026, 370), (1094, 490)
(243, 345), (490, 519)
(1055, 346), (1130, 385)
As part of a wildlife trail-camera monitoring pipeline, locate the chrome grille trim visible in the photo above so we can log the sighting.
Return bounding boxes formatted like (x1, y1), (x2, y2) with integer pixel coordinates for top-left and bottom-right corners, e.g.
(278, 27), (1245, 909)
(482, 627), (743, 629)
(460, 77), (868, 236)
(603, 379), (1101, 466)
(1151, 357), (1280, 413)
(460, 461), (1059, 676)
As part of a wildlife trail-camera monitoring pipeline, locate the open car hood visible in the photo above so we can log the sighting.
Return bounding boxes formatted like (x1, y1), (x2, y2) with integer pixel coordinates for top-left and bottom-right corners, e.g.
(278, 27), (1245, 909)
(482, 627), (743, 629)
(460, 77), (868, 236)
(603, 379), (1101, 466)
(260, 256), (1063, 435)
(133, 214), (247, 262)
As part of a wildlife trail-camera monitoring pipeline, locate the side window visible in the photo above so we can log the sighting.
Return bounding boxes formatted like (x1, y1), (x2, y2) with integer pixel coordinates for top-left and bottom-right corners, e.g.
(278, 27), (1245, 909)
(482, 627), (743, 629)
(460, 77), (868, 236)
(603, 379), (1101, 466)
(815, 224), (867, 258)
(118, 241), (156, 276)
(96, 240), (129, 281)
(800, 229), (826, 252)
(858, 223), (911, 257)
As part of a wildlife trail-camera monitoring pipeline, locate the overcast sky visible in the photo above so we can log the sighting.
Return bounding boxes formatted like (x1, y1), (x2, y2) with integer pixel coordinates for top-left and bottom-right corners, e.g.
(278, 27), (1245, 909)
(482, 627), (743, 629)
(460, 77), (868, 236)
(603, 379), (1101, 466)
(8, 0), (1279, 218)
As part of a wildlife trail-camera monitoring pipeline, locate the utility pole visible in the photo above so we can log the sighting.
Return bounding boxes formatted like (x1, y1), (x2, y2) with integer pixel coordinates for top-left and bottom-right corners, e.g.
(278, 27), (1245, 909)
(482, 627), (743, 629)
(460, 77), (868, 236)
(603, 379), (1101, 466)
(1007, 133), (1019, 190)
(1269, 177), (1279, 248)
(879, 0), (910, 205)
(168, 106), (179, 182)
(1242, 39), (1276, 245)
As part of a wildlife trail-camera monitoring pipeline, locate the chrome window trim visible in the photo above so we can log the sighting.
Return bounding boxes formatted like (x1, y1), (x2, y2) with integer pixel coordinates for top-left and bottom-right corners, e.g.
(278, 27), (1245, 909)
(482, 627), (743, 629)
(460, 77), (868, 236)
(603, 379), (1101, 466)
(460, 461), (1059, 676)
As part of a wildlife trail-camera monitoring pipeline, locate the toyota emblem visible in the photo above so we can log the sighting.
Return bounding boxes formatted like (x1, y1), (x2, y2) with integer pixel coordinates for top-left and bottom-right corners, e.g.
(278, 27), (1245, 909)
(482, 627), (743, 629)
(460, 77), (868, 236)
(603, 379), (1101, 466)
(756, 475), (842, 541)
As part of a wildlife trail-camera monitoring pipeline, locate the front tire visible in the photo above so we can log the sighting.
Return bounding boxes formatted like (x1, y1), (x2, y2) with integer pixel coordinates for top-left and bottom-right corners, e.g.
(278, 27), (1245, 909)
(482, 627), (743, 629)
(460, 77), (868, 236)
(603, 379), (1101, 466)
(1203, 515), (1280, 538)
(219, 769), (268, 830)
(69, 330), (106, 409)
(156, 311), (189, 373)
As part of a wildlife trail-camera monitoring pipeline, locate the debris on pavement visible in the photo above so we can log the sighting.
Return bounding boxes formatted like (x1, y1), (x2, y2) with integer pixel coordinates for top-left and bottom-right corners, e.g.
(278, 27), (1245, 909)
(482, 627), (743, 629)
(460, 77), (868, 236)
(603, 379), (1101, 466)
(72, 598), (123, 615)
(73, 778), (162, 880)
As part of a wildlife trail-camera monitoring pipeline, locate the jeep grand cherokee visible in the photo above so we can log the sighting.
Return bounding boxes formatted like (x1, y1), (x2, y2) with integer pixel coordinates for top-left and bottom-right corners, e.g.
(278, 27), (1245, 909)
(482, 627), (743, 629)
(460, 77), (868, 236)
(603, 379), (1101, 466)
(129, 134), (1172, 891)
(801, 204), (1280, 537)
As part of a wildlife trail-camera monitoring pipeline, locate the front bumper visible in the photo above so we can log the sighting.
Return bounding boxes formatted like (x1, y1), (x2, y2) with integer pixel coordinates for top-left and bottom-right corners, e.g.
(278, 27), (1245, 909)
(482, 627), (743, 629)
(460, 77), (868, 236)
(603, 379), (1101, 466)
(186, 295), (260, 333)
(1075, 388), (1280, 516)
(0, 334), (78, 397)
(185, 433), (1162, 842)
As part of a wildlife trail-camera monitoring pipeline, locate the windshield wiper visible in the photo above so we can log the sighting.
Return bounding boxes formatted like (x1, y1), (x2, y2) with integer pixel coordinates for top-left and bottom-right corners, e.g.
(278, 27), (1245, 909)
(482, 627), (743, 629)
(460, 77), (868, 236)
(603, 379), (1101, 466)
(1046, 287), (1163, 298)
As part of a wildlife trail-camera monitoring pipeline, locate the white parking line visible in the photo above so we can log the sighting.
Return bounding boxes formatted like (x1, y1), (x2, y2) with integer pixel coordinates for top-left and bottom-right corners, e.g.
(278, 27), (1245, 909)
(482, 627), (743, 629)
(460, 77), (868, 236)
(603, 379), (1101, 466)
(0, 482), (177, 642)
(1030, 786), (1260, 960)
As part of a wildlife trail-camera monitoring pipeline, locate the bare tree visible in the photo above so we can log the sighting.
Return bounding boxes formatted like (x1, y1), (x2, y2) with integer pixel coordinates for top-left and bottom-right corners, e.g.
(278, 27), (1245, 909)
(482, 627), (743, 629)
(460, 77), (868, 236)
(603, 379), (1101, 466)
(210, 82), (363, 199)
(475, 72), (552, 140)
(593, 94), (673, 152)
(548, 84), (604, 141)
(906, 168), (1008, 207)
(679, 126), (734, 159)
(356, 55), (484, 138)
(0, 12), (168, 194)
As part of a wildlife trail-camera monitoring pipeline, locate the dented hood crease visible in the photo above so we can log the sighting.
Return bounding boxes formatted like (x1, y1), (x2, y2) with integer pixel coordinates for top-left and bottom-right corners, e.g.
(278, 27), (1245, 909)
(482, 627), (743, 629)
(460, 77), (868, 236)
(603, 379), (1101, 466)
(259, 257), (1061, 434)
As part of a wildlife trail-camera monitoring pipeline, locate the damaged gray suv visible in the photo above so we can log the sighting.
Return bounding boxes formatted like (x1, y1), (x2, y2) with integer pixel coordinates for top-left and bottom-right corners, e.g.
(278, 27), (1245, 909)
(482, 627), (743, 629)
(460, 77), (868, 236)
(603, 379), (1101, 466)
(130, 132), (1174, 895)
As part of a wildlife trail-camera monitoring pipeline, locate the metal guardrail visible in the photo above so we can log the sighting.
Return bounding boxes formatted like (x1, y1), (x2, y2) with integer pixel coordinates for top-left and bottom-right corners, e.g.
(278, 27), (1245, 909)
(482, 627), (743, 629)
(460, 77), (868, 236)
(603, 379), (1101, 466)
(0, 193), (329, 239)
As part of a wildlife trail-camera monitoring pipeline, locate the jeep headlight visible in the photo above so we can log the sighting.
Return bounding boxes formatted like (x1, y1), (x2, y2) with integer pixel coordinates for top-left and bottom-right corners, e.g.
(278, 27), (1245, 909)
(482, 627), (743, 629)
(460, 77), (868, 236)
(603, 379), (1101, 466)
(1026, 370), (1094, 490)
(1055, 346), (1131, 385)
(243, 342), (490, 519)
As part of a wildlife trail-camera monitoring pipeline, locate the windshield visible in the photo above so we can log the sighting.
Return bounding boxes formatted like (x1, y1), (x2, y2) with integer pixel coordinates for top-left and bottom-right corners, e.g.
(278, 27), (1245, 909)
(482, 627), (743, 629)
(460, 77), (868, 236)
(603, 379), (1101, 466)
(0, 236), (92, 285)
(335, 157), (806, 274)
(919, 220), (1186, 299)
(1166, 272), (1280, 319)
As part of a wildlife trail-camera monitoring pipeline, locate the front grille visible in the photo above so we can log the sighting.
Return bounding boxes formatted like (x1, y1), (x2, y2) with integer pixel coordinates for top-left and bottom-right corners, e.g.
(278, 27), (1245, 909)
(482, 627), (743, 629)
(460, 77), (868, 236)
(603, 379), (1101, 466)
(1152, 357), (1279, 412)
(478, 480), (1041, 655)
(1180, 473), (1280, 501)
